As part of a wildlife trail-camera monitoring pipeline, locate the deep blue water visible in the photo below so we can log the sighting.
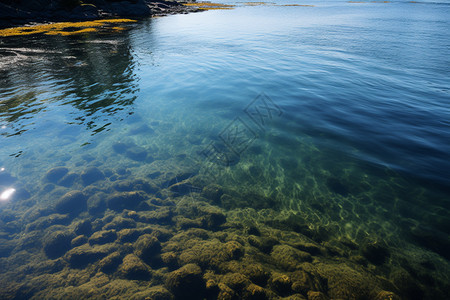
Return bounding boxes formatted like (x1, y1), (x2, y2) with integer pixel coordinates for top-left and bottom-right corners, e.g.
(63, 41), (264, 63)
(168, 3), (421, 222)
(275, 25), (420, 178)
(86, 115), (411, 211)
(0, 0), (450, 296)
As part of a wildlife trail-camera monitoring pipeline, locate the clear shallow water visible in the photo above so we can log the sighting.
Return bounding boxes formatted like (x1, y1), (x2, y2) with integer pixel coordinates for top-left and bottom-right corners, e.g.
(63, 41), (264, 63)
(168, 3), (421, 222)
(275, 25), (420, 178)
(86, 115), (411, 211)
(1, 0), (450, 299)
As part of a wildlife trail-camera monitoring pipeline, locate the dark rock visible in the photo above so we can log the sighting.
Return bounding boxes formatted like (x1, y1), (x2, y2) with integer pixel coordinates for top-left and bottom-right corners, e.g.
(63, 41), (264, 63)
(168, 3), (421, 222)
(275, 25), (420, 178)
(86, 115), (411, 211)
(87, 192), (107, 215)
(270, 245), (312, 271)
(71, 235), (88, 247)
(89, 229), (117, 245)
(179, 240), (244, 269)
(26, 214), (70, 231)
(119, 254), (152, 280)
(135, 234), (161, 263)
(166, 263), (205, 298)
(118, 228), (141, 243)
(0, 239), (15, 257)
(45, 167), (68, 183)
(103, 216), (137, 231)
(57, 173), (79, 187)
(269, 273), (292, 296)
(55, 190), (87, 214)
(202, 184), (224, 203)
(106, 191), (146, 211)
(43, 231), (74, 259)
(242, 264), (270, 287)
(64, 244), (112, 268)
(221, 272), (251, 292)
(98, 252), (122, 274)
(125, 146), (148, 161)
(361, 241), (390, 265)
(81, 167), (105, 186)
(138, 208), (174, 224)
(410, 224), (450, 260)
(74, 219), (92, 236)
(248, 236), (279, 254)
(112, 142), (131, 154)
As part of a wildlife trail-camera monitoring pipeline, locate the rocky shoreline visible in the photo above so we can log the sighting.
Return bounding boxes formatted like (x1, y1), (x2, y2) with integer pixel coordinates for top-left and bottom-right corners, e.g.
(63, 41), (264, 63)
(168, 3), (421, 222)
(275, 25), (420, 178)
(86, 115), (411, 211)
(0, 0), (199, 29)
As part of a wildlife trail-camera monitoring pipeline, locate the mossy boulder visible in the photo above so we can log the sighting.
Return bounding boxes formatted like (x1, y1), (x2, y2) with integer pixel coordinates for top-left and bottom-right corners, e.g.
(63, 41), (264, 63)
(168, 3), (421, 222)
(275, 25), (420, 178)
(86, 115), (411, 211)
(103, 216), (137, 231)
(45, 167), (69, 183)
(179, 240), (244, 269)
(55, 190), (87, 214)
(361, 240), (390, 265)
(118, 254), (152, 280)
(98, 251), (122, 273)
(89, 229), (117, 245)
(135, 234), (162, 262)
(87, 192), (107, 215)
(64, 244), (113, 268)
(71, 235), (88, 247)
(166, 263), (205, 298)
(43, 230), (75, 258)
(270, 245), (312, 271)
(106, 191), (147, 211)
(74, 219), (92, 236)
(248, 235), (279, 254)
(81, 167), (105, 186)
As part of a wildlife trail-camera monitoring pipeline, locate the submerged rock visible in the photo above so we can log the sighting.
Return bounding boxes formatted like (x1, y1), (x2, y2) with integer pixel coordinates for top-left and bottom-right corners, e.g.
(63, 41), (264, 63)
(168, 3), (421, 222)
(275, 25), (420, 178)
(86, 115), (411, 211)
(361, 240), (390, 265)
(118, 254), (152, 280)
(98, 252), (122, 274)
(89, 229), (117, 245)
(179, 240), (244, 269)
(135, 234), (162, 263)
(43, 230), (74, 259)
(55, 190), (87, 215)
(270, 245), (312, 271)
(45, 167), (68, 183)
(65, 244), (113, 268)
(81, 167), (105, 186)
(106, 191), (147, 211)
(166, 263), (205, 298)
(125, 146), (149, 162)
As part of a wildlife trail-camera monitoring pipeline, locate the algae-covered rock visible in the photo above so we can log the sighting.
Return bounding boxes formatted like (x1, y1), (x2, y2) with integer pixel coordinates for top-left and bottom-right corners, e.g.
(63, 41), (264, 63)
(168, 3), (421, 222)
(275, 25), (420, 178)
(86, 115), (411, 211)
(118, 254), (152, 280)
(138, 207), (174, 224)
(166, 263), (205, 298)
(71, 235), (88, 247)
(74, 219), (92, 236)
(132, 286), (174, 300)
(89, 229), (117, 245)
(135, 234), (162, 263)
(290, 270), (327, 296)
(244, 283), (270, 300)
(64, 244), (113, 268)
(98, 251), (122, 273)
(361, 240), (390, 265)
(125, 146), (148, 162)
(271, 245), (312, 271)
(55, 190), (87, 214)
(103, 216), (137, 231)
(81, 167), (105, 186)
(87, 192), (107, 215)
(306, 291), (328, 300)
(107, 191), (147, 211)
(202, 184), (224, 203)
(248, 235), (279, 254)
(221, 272), (251, 292)
(58, 173), (79, 187)
(117, 228), (141, 243)
(25, 213), (70, 231)
(45, 167), (69, 183)
(269, 273), (292, 296)
(179, 240), (244, 269)
(43, 230), (75, 258)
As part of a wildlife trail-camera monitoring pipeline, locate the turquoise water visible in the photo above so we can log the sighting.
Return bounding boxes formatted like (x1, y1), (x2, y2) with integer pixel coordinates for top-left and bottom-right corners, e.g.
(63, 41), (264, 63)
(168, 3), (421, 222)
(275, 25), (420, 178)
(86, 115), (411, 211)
(1, 1), (450, 299)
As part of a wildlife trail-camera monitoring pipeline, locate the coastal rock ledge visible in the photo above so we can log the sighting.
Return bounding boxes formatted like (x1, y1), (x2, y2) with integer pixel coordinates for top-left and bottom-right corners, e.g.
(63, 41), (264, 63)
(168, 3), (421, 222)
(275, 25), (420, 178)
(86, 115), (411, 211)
(0, 0), (199, 28)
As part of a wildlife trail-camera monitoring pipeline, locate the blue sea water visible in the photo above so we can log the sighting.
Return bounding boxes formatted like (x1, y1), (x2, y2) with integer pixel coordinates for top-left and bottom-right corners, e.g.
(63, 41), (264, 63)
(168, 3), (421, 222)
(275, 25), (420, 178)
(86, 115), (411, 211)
(0, 0), (449, 298)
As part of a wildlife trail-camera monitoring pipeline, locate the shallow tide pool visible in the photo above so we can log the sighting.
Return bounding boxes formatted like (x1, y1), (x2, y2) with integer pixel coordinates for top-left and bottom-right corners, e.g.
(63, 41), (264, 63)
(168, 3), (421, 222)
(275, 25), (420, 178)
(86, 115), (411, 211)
(0, 0), (449, 299)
